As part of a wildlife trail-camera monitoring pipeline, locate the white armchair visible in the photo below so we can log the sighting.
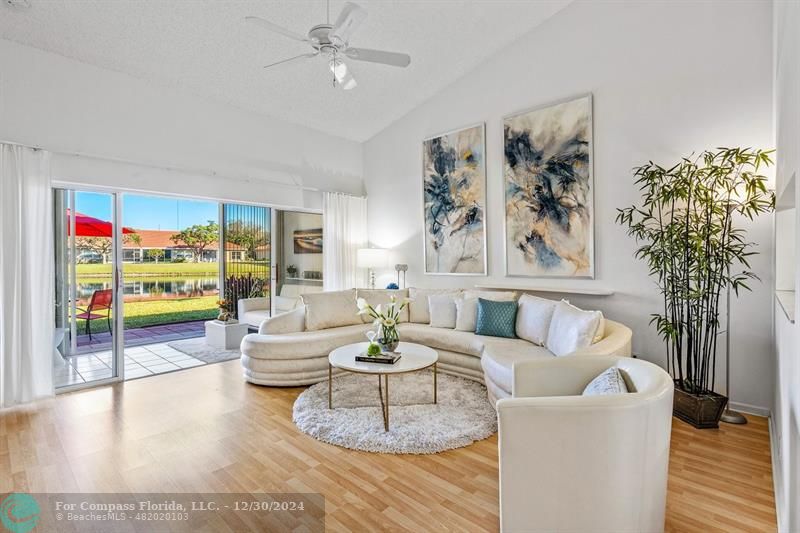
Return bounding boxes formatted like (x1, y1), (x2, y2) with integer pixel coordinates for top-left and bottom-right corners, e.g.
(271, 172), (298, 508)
(497, 356), (674, 533)
(237, 297), (270, 329)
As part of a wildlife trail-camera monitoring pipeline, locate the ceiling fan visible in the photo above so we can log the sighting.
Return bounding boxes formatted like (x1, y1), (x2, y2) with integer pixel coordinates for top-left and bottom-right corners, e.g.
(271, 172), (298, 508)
(246, 1), (411, 90)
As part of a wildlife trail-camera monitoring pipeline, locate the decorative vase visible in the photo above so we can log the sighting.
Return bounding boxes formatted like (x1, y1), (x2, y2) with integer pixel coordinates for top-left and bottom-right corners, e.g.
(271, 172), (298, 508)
(672, 381), (728, 429)
(377, 325), (399, 353)
(217, 311), (232, 323)
(378, 338), (399, 353)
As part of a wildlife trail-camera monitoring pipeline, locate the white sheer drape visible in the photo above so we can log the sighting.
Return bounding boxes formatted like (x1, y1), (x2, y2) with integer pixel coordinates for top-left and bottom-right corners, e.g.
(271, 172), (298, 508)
(0, 144), (54, 408)
(323, 192), (367, 291)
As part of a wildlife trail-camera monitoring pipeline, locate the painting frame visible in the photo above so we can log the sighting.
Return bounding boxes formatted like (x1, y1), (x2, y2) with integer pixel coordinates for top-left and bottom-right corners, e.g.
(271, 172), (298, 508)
(293, 228), (323, 254)
(502, 93), (595, 279)
(422, 122), (488, 276)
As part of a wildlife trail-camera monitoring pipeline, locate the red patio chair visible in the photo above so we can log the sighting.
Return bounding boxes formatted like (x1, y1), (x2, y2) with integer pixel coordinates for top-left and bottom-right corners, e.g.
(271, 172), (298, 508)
(76, 289), (113, 340)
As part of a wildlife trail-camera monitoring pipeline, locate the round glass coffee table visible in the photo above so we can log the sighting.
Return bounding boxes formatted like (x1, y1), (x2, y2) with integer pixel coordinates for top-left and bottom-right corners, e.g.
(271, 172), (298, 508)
(328, 342), (438, 431)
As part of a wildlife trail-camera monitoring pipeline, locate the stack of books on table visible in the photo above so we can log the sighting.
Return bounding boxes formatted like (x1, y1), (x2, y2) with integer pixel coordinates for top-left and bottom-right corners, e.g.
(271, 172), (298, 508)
(355, 352), (402, 365)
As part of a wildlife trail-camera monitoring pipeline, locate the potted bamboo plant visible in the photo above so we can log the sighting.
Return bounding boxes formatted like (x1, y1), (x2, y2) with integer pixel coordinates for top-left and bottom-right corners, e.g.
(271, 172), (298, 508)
(617, 147), (774, 429)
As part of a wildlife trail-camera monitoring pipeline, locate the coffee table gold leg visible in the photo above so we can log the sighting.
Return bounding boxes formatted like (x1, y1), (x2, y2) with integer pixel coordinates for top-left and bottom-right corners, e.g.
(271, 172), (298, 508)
(384, 374), (389, 431)
(328, 364), (332, 409)
(434, 362), (438, 404)
(377, 374), (389, 431)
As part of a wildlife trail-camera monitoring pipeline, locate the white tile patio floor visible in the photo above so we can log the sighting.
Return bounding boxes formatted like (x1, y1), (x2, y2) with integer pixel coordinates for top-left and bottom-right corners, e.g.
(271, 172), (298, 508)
(55, 341), (208, 388)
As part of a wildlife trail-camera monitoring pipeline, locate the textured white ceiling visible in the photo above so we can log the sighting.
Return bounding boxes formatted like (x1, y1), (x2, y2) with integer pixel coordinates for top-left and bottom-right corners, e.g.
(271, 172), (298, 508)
(0, 0), (570, 141)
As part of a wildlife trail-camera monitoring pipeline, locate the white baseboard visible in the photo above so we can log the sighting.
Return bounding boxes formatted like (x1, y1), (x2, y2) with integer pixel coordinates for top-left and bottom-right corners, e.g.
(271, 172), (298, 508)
(768, 417), (785, 533)
(729, 401), (770, 417)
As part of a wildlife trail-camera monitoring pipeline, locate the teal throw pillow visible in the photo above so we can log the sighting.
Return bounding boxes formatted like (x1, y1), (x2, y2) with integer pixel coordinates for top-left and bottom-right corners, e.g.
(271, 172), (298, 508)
(475, 298), (517, 338)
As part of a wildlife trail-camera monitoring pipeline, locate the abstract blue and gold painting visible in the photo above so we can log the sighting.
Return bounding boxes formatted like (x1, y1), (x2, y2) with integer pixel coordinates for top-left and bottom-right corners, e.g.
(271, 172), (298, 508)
(422, 124), (487, 275)
(503, 95), (594, 278)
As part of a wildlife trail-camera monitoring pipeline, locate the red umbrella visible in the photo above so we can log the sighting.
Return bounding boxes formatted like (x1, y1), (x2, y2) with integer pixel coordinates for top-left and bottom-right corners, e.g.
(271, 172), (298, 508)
(66, 210), (135, 237)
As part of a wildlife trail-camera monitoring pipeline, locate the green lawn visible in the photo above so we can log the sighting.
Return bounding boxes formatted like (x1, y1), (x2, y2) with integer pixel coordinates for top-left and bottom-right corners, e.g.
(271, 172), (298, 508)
(77, 263), (219, 277)
(76, 295), (218, 334)
(76, 262), (270, 277)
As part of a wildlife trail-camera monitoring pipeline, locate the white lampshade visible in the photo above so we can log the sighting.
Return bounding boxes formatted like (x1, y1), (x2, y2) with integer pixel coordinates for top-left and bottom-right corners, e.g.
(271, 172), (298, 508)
(357, 248), (388, 268)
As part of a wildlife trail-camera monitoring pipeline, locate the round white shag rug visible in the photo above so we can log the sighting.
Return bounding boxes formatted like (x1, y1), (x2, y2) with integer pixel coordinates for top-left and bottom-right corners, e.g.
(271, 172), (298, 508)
(292, 370), (497, 454)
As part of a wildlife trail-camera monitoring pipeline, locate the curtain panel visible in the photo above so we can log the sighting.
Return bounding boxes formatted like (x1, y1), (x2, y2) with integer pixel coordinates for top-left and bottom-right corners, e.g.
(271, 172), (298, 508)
(0, 144), (54, 408)
(322, 192), (367, 291)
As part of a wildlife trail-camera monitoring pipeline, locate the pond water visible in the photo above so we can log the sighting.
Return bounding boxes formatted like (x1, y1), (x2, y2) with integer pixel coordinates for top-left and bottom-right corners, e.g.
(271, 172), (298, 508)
(76, 276), (219, 303)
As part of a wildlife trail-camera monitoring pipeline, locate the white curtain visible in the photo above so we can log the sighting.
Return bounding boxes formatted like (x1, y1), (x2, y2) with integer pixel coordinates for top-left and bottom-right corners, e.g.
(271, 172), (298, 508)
(323, 192), (367, 291)
(0, 144), (54, 408)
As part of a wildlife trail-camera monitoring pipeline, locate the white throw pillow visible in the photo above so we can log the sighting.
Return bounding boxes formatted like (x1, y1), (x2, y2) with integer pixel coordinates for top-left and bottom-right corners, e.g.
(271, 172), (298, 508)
(515, 294), (557, 346)
(408, 288), (463, 324)
(429, 294), (457, 329)
(582, 367), (629, 396)
(301, 289), (362, 331)
(455, 297), (478, 331)
(593, 318), (606, 344)
(546, 300), (603, 357)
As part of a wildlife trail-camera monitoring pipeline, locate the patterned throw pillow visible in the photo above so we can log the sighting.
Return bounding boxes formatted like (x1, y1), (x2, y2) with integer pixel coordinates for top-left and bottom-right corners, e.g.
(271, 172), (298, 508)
(582, 367), (630, 396)
(475, 298), (518, 338)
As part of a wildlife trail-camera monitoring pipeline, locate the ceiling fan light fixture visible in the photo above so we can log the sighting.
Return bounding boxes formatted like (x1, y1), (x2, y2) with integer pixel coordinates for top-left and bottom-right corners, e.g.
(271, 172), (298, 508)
(329, 58), (347, 80)
(342, 77), (357, 91)
(329, 58), (357, 90)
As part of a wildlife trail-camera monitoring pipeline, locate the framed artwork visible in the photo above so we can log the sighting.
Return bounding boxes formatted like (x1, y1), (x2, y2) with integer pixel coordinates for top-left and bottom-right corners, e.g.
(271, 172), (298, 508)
(422, 123), (487, 275)
(293, 228), (323, 254)
(503, 94), (594, 278)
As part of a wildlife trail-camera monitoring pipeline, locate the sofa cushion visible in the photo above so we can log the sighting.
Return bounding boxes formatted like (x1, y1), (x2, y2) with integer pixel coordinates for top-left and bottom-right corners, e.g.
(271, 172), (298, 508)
(273, 295), (300, 315)
(356, 288), (409, 324)
(464, 289), (518, 302)
(241, 323), (373, 360)
(546, 300), (603, 356)
(480, 338), (553, 394)
(516, 294), (557, 346)
(429, 294), (457, 328)
(301, 289), (362, 331)
(408, 287), (462, 324)
(397, 323), (484, 357)
(475, 299), (517, 338)
(455, 297), (478, 331)
(241, 309), (270, 329)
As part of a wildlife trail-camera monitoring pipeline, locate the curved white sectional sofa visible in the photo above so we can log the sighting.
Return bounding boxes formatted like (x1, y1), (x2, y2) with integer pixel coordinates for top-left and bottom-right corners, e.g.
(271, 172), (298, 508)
(240, 288), (633, 403)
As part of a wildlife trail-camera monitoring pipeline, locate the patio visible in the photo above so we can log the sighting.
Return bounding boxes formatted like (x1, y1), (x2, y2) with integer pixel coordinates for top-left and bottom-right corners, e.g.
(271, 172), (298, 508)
(75, 319), (207, 353)
(55, 320), (217, 387)
(55, 340), (208, 388)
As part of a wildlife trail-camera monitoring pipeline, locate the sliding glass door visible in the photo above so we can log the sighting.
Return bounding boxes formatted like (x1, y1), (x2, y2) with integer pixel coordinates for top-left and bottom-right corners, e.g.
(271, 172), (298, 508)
(53, 188), (123, 388)
(221, 203), (271, 322)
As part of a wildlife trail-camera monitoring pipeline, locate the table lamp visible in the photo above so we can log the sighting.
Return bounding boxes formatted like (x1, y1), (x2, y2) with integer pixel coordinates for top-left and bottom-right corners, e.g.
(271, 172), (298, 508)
(357, 248), (388, 289)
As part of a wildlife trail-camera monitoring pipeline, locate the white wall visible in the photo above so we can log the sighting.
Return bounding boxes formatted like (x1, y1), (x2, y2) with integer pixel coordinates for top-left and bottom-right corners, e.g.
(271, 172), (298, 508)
(772, 0), (799, 530)
(0, 38), (364, 209)
(363, 0), (775, 412)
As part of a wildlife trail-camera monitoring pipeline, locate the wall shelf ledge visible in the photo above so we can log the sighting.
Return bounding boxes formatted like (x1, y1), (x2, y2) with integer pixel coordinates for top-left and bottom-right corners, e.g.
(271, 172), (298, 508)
(474, 284), (614, 296)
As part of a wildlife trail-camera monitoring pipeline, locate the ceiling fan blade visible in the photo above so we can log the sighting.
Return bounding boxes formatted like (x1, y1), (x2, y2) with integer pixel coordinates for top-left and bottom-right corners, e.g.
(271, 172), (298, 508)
(246, 16), (308, 43)
(344, 47), (411, 68)
(331, 2), (367, 45)
(263, 52), (319, 70)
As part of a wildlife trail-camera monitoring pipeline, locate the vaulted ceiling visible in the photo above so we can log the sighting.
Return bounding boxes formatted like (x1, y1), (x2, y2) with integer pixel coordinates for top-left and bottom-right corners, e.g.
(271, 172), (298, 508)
(0, 0), (571, 141)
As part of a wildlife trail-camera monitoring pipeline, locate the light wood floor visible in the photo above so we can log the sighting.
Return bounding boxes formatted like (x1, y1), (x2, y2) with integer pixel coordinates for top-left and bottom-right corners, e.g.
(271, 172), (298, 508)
(0, 360), (776, 532)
